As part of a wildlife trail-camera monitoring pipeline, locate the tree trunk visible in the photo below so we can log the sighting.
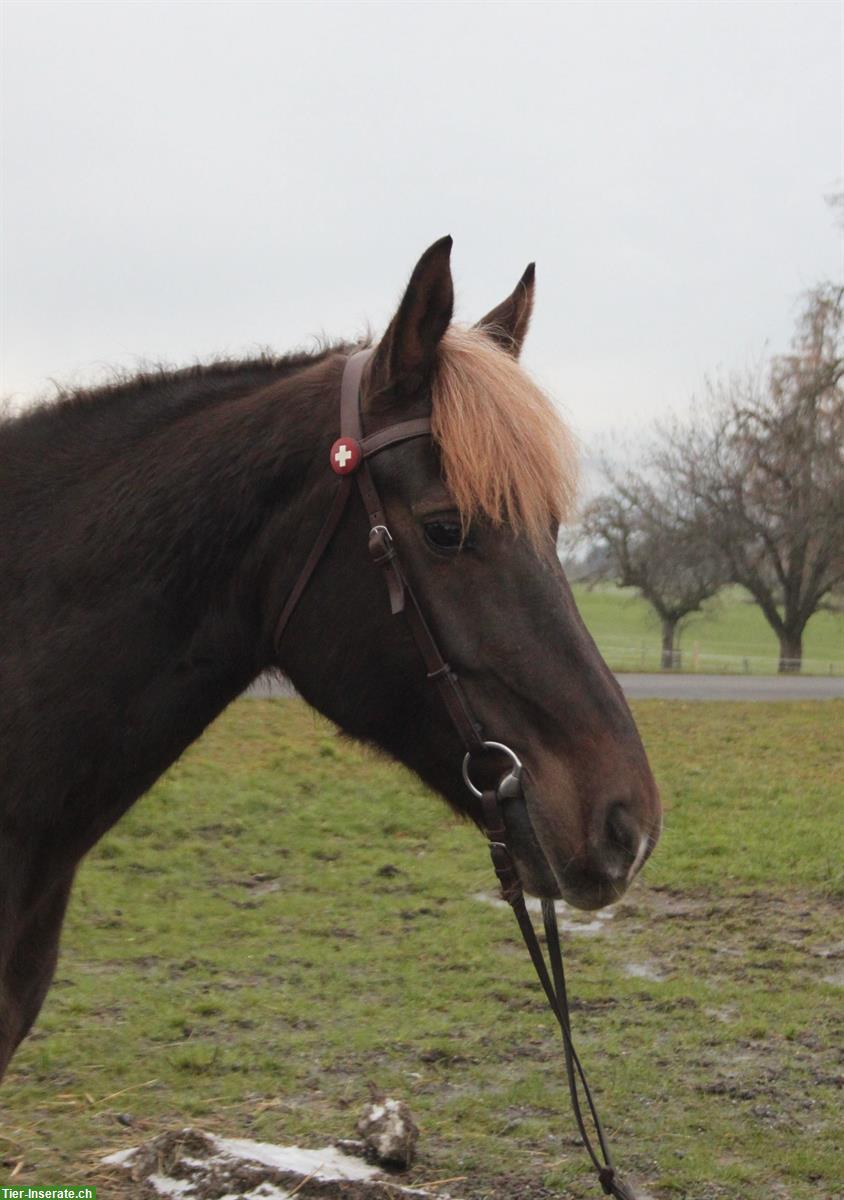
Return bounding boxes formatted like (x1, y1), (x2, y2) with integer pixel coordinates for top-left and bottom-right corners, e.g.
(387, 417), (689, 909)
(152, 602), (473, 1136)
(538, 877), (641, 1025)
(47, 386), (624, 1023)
(778, 631), (803, 674)
(661, 618), (678, 670)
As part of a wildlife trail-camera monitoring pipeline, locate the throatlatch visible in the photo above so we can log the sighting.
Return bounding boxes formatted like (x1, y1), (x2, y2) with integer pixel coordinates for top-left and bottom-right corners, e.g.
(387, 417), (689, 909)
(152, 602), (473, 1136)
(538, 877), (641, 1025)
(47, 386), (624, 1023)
(275, 348), (642, 1200)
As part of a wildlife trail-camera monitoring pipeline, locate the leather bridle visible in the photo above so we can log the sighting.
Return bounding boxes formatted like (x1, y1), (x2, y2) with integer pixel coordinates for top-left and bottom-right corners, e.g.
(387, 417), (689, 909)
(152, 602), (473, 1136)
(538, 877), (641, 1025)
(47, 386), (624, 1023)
(275, 349), (639, 1200)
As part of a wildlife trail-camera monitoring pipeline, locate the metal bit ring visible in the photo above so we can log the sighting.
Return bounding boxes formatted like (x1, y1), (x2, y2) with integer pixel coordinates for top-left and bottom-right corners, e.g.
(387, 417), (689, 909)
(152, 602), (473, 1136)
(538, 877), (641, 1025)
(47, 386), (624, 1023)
(462, 741), (523, 800)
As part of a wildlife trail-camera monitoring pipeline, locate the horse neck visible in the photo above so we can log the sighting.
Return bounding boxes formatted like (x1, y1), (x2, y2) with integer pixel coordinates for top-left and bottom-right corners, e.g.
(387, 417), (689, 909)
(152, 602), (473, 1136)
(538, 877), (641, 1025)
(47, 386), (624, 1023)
(1, 355), (343, 858)
(83, 356), (343, 685)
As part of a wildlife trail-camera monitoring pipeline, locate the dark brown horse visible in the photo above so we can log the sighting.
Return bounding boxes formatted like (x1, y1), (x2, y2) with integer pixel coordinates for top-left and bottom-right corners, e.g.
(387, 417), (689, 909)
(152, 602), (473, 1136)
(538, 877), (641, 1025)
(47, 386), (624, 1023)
(0, 237), (660, 1080)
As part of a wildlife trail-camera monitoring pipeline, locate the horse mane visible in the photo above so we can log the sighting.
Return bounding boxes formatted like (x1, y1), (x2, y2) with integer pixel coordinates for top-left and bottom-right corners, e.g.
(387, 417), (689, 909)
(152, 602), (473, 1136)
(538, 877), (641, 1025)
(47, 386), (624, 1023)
(432, 326), (578, 546)
(0, 338), (362, 440)
(3, 329), (575, 550)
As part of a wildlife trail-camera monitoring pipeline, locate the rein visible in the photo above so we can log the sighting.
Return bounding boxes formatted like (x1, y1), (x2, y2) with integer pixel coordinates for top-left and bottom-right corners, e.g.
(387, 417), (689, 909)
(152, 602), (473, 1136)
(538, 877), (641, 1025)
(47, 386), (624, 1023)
(275, 349), (639, 1200)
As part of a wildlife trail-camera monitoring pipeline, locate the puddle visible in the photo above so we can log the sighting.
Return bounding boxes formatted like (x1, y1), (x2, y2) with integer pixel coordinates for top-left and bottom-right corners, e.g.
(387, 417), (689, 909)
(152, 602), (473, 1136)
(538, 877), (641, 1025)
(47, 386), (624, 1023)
(812, 940), (844, 960)
(623, 962), (667, 982)
(640, 887), (711, 919)
(703, 1005), (738, 1023)
(472, 892), (614, 935)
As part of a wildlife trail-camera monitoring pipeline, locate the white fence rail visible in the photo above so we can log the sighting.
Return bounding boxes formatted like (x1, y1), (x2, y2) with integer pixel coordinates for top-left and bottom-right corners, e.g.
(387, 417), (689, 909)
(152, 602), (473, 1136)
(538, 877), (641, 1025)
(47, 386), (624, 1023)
(592, 636), (844, 676)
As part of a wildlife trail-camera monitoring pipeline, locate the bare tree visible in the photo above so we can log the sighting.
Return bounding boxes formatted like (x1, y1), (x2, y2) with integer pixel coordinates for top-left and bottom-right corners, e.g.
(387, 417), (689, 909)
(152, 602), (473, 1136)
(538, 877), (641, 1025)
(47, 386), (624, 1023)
(581, 467), (725, 669)
(660, 284), (844, 672)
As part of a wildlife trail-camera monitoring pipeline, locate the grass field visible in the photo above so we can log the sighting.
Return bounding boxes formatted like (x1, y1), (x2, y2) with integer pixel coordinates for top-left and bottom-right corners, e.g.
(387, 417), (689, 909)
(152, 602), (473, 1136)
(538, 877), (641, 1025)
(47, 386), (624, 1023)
(571, 583), (844, 675)
(2, 699), (843, 1199)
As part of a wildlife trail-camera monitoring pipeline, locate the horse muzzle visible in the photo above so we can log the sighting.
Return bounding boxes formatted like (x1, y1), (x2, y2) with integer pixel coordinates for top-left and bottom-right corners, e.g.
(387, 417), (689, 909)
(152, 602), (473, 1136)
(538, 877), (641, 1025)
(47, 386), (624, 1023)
(515, 776), (660, 910)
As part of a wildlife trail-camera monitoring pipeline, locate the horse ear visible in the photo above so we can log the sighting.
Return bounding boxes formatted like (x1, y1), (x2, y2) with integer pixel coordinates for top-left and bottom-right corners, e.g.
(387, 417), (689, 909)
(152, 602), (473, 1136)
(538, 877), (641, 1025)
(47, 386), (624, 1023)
(368, 236), (454, 399)
(474, 263), (535, 358)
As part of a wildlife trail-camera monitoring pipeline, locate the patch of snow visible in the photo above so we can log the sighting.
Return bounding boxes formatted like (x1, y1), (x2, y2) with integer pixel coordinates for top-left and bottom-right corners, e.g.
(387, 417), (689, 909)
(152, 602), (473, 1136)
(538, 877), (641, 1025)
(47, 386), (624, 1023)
(210, 1136), (379, 1181)
(147, 1175), (206, 1198)
(102, 1147), (135, 1165)
(147, 1179), (293, 1200)
(104, 1129), (451, 1197)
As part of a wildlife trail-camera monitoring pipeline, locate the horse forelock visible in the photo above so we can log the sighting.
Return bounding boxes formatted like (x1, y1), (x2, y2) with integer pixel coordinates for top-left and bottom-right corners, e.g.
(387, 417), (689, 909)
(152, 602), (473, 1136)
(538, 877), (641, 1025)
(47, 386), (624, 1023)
(431, 326), (579, 547)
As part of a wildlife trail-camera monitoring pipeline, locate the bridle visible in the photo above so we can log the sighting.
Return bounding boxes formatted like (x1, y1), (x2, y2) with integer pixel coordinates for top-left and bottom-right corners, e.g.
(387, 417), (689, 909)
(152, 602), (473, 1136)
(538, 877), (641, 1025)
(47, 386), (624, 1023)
(275, 349), (640, 1200)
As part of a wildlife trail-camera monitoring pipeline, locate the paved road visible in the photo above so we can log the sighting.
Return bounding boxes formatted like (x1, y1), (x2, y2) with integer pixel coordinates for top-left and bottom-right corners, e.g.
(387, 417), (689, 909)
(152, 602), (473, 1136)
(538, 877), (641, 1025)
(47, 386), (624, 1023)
(246, 673), (843, 702)
(617, 672), (844, 700)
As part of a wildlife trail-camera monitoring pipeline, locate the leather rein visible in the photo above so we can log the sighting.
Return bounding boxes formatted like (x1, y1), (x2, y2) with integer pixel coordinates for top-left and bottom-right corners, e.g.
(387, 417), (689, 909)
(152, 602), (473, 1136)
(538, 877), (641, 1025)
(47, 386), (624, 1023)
(275, 349), (639, 1200)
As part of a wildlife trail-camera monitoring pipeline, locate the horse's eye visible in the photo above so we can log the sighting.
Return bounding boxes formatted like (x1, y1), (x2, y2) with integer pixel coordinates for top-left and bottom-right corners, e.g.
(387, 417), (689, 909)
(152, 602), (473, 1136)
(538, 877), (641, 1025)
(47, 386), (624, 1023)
(423, 520), (466, 553)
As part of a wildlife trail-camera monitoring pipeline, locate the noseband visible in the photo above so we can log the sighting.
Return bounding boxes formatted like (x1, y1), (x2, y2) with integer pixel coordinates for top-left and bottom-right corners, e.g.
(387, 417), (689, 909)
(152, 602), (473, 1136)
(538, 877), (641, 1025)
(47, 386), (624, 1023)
(275, 350), (639, 1200)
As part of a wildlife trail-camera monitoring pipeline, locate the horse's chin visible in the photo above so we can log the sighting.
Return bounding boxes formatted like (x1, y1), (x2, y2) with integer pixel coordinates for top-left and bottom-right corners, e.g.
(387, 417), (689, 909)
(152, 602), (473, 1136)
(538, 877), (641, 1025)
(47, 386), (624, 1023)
(512, 856), (562, 901)
(553, 862), (632, 911)
(499, 795), (561, 900)
(502, 790), (632, 912)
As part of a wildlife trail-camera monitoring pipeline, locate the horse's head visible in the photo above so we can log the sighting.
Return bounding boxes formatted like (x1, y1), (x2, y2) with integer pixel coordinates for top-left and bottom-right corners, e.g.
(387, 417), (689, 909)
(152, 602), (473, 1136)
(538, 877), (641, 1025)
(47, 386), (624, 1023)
(277, 237), (660, 910)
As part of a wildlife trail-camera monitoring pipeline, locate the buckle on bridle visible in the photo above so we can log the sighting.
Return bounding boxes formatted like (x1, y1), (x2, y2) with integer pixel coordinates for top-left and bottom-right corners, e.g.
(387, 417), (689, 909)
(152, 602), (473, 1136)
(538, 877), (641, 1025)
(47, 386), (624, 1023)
(368, 524), (396, 565)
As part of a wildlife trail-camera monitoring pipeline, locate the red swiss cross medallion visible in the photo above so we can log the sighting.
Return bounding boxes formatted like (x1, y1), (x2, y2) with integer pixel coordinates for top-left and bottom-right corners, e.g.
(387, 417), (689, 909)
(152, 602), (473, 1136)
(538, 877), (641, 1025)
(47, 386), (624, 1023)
(329, 437), (362, 475)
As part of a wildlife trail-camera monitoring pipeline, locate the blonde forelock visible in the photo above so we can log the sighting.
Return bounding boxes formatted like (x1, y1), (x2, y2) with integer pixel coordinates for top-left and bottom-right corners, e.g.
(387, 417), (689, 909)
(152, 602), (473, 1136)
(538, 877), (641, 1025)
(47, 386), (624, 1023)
(430, 326), (578, 547)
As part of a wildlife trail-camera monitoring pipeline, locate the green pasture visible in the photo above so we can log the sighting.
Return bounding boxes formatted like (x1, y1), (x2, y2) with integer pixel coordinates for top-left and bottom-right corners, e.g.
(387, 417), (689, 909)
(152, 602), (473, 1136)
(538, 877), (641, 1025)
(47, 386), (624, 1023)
(572, 583), (844, 675)
(2, 699), (843, 1199)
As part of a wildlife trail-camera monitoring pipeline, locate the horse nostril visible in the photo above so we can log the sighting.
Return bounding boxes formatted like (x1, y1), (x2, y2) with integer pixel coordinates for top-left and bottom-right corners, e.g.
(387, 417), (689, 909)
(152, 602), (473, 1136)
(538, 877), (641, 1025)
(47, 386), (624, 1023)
(602, 801), (639, 876)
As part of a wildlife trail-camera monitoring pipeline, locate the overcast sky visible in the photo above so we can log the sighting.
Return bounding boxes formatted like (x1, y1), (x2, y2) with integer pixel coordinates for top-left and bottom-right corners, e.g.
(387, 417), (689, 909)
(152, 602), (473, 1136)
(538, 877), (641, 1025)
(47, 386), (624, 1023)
(2, 0), (841, 451)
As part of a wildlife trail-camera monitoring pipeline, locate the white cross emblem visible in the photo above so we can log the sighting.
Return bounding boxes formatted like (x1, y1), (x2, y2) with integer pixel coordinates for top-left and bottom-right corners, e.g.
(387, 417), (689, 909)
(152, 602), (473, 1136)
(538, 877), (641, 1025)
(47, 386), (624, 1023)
(334, 443), (353, 469)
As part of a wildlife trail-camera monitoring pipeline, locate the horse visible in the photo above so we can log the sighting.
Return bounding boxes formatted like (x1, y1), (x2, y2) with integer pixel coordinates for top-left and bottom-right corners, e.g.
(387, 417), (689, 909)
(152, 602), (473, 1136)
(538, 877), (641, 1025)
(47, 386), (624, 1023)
(0, 236), (661, 1082)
